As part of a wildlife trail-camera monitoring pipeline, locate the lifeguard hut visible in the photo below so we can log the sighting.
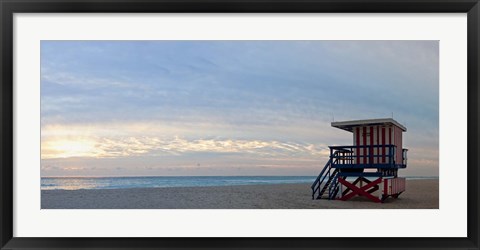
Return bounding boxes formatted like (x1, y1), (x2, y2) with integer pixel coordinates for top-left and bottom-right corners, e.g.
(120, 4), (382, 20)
(311, 118), (408, 203)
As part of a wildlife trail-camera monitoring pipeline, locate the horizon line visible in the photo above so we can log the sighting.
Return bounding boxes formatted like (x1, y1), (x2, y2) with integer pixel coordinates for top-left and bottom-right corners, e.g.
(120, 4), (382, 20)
(41, 175), (440, 178)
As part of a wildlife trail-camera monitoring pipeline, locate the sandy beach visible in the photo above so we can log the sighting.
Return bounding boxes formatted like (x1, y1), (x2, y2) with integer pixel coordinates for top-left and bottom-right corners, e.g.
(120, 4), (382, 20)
(41, 179), (438, 209)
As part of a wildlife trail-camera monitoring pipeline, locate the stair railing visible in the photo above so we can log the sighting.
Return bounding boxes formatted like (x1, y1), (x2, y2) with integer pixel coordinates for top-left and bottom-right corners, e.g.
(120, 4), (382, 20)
(311, 158), (330, 199)
(311, 151), (339, 199)
(328, 171), (340, 200)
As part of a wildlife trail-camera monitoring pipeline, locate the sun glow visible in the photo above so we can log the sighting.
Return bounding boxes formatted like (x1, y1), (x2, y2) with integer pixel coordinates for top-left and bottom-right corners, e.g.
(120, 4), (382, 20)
(42, 139), (100, 159)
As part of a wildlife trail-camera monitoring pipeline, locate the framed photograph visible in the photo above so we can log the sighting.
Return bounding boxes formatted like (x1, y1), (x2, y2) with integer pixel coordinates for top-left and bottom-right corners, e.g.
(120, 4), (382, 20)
(1, 0), (479, 249)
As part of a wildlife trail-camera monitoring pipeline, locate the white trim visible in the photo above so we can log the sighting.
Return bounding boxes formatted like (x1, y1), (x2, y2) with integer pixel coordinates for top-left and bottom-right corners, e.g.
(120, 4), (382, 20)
(332, 118), (407, 132)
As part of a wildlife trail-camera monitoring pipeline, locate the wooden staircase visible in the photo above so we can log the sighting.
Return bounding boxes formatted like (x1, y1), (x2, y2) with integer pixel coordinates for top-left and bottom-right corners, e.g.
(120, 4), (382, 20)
(311, 152), (340, 200)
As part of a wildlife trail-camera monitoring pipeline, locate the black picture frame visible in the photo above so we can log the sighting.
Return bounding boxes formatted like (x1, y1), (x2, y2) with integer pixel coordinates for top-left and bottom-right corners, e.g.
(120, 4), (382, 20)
(1, 0), (479, 249)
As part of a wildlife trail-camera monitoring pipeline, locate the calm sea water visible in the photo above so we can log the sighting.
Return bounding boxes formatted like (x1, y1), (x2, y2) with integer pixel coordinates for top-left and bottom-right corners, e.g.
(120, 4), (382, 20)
(41, 176), (316, 190)
(41, 175), (438, 190)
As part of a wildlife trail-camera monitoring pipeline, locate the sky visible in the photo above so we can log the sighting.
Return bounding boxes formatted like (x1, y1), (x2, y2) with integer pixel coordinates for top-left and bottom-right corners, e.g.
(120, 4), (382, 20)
(40, 41), (439, 177)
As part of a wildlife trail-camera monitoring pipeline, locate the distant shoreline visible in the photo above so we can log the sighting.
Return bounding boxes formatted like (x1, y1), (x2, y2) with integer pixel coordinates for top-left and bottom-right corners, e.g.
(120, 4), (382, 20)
(41, 179), (439, 209)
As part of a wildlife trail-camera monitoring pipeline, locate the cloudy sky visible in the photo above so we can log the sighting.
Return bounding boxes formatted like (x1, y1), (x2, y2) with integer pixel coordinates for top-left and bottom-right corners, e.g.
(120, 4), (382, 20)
(40, 41), (439, 177)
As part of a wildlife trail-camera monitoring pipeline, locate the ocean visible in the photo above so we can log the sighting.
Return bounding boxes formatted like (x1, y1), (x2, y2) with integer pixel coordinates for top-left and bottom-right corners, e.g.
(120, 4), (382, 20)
(41, 175), (439, 190)
(41, 176), (316, 190)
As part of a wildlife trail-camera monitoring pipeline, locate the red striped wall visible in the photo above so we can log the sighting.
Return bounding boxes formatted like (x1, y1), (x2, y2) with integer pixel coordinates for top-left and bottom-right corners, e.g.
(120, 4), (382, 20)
(383, 177), (406, 195)
(352, 125), (402, 165)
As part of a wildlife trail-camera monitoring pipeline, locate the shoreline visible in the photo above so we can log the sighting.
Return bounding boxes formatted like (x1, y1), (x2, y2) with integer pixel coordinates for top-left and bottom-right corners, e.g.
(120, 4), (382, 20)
(41, 179), (438, 209)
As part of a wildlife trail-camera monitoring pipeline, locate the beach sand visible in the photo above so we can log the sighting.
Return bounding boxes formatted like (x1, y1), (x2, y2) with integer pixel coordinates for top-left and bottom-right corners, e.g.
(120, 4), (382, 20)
(41, 179), (438, 209)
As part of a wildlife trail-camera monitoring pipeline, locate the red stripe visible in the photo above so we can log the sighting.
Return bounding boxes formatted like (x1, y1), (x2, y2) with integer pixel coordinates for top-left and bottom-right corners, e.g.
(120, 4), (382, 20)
(389, 127), (392, 164)
(376, 126), (380, 163)
(382, 127), (385, 163)
(369, 127), (373, 164)
(363, 127), (367, 164)
(356, 127), (360, 164)
(384, 179), (388, 195)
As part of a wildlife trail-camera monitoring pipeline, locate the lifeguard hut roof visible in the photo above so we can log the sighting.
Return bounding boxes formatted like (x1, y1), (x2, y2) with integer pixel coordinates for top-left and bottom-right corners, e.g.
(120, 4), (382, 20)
(331, 118), (406, 132)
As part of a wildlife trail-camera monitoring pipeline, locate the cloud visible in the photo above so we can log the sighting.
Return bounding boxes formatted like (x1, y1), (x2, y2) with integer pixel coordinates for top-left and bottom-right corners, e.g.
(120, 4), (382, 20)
(40, 119), (349, 144)
(41, 134), (330, 160)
